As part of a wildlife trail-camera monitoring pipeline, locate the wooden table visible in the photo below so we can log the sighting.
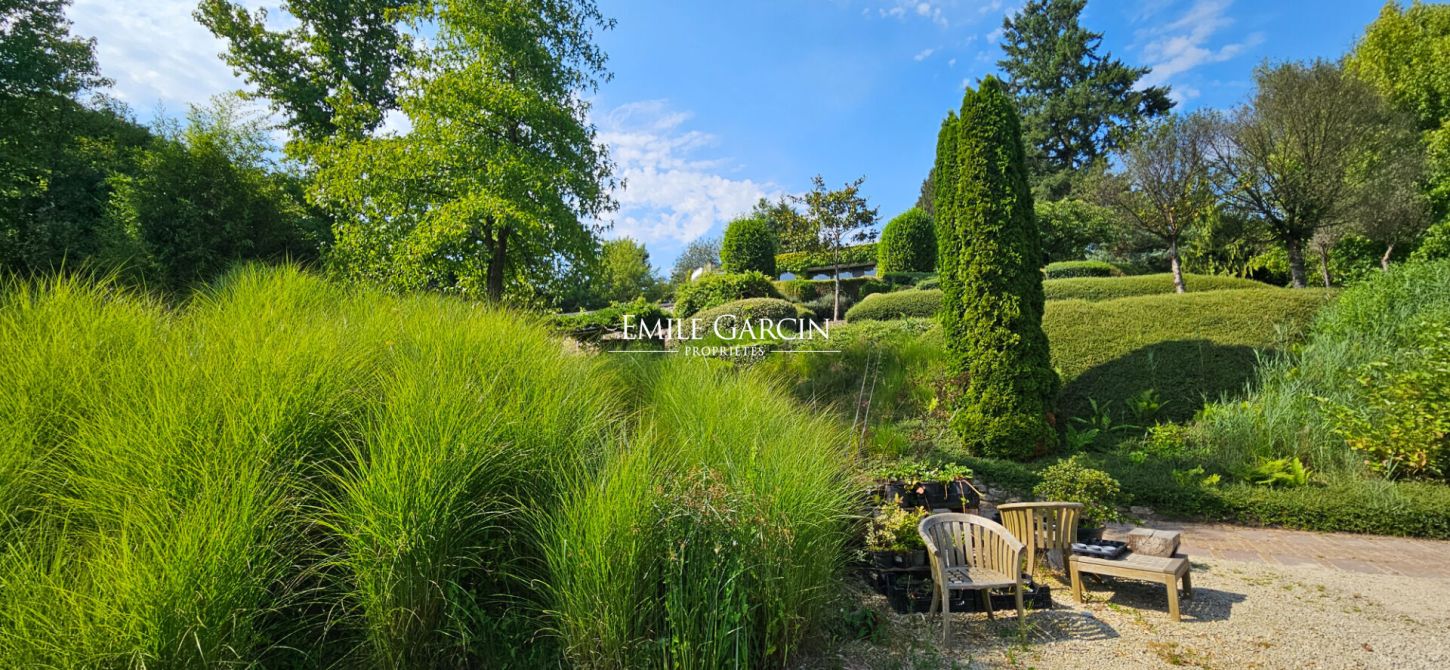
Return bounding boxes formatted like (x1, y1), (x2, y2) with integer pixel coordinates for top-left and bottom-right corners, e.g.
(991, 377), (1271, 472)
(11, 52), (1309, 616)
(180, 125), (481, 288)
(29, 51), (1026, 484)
(1069, 552), (1192, 621)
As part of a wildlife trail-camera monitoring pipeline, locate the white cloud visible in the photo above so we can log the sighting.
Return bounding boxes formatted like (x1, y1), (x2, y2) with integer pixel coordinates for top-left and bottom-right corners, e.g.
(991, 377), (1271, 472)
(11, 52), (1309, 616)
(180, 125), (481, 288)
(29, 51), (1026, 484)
(876, 1), (948, 28)
(1138, 0), (1264, 96)
(596, 101), (779, 247)
(914, 47), (936, 61)
(67, 0), (267, 114)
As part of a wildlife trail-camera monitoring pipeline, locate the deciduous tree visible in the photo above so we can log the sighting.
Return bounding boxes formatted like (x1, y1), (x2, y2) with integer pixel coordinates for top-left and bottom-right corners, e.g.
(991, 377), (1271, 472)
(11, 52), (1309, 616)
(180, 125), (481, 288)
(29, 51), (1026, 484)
(796, 175), (878, 320)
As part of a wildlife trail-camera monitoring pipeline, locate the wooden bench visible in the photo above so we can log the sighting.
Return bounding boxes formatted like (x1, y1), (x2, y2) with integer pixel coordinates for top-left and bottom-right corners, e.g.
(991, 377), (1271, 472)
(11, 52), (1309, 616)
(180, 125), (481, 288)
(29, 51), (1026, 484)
(1068, 552), (1192, 621)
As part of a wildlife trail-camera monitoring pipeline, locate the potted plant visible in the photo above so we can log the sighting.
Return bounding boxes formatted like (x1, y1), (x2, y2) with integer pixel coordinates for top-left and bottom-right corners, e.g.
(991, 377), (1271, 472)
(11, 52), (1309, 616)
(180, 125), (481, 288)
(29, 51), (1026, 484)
(931, 463), (978, 512)
(1031, 455), (1126, 541)
(868, 462), (913, 506)
(865, 503), (929, 567)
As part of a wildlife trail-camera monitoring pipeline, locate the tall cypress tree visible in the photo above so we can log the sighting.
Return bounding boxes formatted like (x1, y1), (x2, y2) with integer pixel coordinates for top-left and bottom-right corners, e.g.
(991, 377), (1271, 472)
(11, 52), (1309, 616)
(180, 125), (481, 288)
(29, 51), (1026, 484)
(935, 77), (1059, 460)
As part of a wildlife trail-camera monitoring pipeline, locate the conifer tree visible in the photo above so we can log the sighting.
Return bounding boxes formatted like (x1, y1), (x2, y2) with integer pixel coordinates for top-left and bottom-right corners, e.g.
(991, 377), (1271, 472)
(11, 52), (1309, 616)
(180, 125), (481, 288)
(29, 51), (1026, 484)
(935, 77), (1059, 460)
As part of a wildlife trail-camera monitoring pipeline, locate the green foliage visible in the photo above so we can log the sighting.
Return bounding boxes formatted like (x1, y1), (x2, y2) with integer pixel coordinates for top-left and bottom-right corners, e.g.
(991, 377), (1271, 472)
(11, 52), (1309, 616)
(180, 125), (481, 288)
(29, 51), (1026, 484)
(996, 0), (1173, 187)
(669, 236), (721, 285)
(876, 208), (935, 274)
(0, 268), (856, 667)
(689, 298), (812, 331)
(1322, 315), (1450, 480)
(591, 237), (661, 305)
(916, 277), (940, 290)
(845, 289), (941, 322)
(936, 76), (1058, 460)
(1215, 479), (1450, 539)
(1044, 273), (1269, 300)
(1242, 456), (1311, 489)
(720, 216), (778, 275)
(1193, 260), (1450, 478)
(1046, 288), (1334, 422)
(773, 278), (820, 303)
(1035, 199), (1121, 261)
(865, 504), (928, 552)
(1043, 260), (1124, 279)
(550, 297), (666, 340)
(1032, 456), (1126, 525)
(750, 196), (817, 254)
(307, 0), (617, 302)
(776, 243), (878, 274)
(673, 271), (780, 317)
(1412, 218), (1450, 262)
(197, 0), (412, 140)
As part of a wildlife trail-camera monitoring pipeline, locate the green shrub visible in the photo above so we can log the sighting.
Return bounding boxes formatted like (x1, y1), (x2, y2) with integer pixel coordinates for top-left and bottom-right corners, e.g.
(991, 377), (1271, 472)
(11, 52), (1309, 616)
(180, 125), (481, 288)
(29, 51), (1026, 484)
(688, 298), (814, 335)
(673, 270), (781, 316)
(1036, 199), (1120, 263)
(876, 208), (935, 273)
(1410, 218), (1450, 262)
(776, 243), (877, 274)
(1032, 456), (1126, 525)
(551, 297), (667, 339)
(720, 216), (778, 275)
(1321, 315), (1450, 480)
(1046, 288), (1334, 422)
(845, 289), (942, 321)
(1217, 479), (1450, 539)
(935, 77), (1057, 460)
(881, 271), (936, 286)
(1044, 260), (1125, 279)
(1043, 273), (1269, 301)
(916, 277), (940, 290)
(773, 278), (821, 303)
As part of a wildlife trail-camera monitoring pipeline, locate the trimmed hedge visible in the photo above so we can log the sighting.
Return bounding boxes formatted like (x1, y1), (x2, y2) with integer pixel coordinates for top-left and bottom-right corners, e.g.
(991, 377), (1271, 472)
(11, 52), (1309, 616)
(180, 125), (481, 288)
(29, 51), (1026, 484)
(776, 243), (877, 275)
(551, 298), (667, 340)
(772, 276), (891, 305)
(1043, 273), (1268, 301)
(916, 277), (940, 290)
(674, 271), (781, 316)
(877, 208), (935, 273)
(720, 216), (778, 275)
(845, 289), (942, 321)
(1044, 260), (1124, 279)
(1046, 288), (1336, 421)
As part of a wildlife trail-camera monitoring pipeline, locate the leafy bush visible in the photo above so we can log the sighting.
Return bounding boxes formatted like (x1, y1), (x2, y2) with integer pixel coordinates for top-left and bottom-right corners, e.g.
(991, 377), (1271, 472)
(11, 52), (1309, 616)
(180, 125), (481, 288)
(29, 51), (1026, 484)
(916, 277), (940, 290)
(876, 208), (935, 273)
(773, 278), (820, 302)
(1321, 316), (1450, 480)
(845, 289), (942, 321)
(802, 293), (854, 320)
(881, 271), (936, 286)
(1032, 456), (1126, 525)
(1043, 273), (1270, 301)
(1044, 260), (1125, 279)
(1410, 218), (1450, 262)
(865, 504), (928, 552)
(1036, 198), (1120, 263)
(1217, 479), (1450, 538)
(720, 216), (778, 275)
(776, 243), (877, 274)
(1242, 456), (1311, 488)
(673, 270), (781, 316)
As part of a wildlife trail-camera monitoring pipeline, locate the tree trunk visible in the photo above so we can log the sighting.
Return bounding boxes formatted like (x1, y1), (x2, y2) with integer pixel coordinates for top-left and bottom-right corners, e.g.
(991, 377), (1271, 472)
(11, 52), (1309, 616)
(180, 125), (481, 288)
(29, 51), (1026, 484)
(1168, 238), (1186, 293)
(1317, 242), (1332, 288)
(486, 223), (510, 302)
(1285, 237), (1308, 289)
(1380, 243), (1394, 271)
(832, 257), (841, 321)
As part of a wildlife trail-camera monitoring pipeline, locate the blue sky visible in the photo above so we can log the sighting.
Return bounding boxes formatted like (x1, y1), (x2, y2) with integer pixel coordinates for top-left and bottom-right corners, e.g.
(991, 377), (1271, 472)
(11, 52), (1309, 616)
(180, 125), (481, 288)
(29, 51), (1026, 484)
(67, 0), (1389, 271)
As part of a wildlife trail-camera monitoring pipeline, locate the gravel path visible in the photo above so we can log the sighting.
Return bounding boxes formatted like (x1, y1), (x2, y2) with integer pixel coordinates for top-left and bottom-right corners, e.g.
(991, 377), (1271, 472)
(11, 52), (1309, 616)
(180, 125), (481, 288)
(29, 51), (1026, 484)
(810, 556), (1450, 669)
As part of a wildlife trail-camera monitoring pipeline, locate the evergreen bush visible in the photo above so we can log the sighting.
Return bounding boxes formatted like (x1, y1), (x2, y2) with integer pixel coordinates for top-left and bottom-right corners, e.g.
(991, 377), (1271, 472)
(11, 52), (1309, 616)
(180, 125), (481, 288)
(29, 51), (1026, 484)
(720, 217), (778, 275)
(877, 208), (935, 273)
(674, 271), (781, 317)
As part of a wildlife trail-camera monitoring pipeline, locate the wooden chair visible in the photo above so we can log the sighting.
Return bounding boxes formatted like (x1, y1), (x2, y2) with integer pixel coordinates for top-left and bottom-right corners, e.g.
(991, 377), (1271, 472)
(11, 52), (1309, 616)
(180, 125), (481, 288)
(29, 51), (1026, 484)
(917, 513), (1027, 642)
(998, 502), (1082, 577)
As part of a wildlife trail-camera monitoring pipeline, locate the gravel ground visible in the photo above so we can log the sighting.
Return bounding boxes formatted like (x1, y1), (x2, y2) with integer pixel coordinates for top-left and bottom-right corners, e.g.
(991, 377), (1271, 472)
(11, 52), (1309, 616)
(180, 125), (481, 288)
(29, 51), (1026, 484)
(804, 558), (1450, 669)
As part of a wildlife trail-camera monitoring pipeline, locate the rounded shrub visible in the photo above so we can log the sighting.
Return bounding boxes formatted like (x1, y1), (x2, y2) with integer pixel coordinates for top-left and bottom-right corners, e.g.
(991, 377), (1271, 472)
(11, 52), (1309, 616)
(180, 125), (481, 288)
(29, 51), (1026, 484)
(845, 289), (942, 321)
(916, 276), (940, 290)
(1044, 260), (1124, 279)
(773, 278), (820, 303)
(674, 271), (781, 317)
(720, 217), (778, 276)
(1043, 273), (1269, 301)
(877, 208), (935, 273)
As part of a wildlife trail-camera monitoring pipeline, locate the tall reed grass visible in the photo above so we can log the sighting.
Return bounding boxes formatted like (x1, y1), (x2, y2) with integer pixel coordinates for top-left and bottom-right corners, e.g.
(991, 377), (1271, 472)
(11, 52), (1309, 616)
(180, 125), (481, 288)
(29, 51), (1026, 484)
(0, 266), (853, 668)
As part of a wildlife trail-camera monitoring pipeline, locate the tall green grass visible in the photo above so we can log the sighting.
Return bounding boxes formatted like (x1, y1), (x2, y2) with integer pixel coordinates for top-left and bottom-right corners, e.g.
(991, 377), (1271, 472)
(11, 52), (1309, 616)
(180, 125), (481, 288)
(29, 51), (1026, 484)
(0, 266), (852, 668)
(1192, 259), (1450, 477)
(545, 359), (855, 669)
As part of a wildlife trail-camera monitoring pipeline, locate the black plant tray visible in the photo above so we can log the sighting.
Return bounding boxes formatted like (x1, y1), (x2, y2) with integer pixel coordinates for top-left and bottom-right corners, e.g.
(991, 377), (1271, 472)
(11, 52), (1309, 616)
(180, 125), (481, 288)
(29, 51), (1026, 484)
(868, 570), (1053, 614)
(1071, 539), (1127, 559)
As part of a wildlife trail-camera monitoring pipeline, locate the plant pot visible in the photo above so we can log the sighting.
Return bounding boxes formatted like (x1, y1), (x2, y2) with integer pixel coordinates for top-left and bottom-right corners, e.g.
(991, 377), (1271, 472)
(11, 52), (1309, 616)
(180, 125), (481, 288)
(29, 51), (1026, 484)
(906, 549), (928, 568)
(869, 550), (897, 569)
(880, 481), (908, 505)
(943, 480), (978, 512)
(1077, 525), (1105, 542)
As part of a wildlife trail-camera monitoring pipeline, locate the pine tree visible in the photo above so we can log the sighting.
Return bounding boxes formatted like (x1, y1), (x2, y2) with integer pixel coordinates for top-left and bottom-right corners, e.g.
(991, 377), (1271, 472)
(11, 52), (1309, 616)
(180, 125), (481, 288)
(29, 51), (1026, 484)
(935, 77), (1059, 460)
